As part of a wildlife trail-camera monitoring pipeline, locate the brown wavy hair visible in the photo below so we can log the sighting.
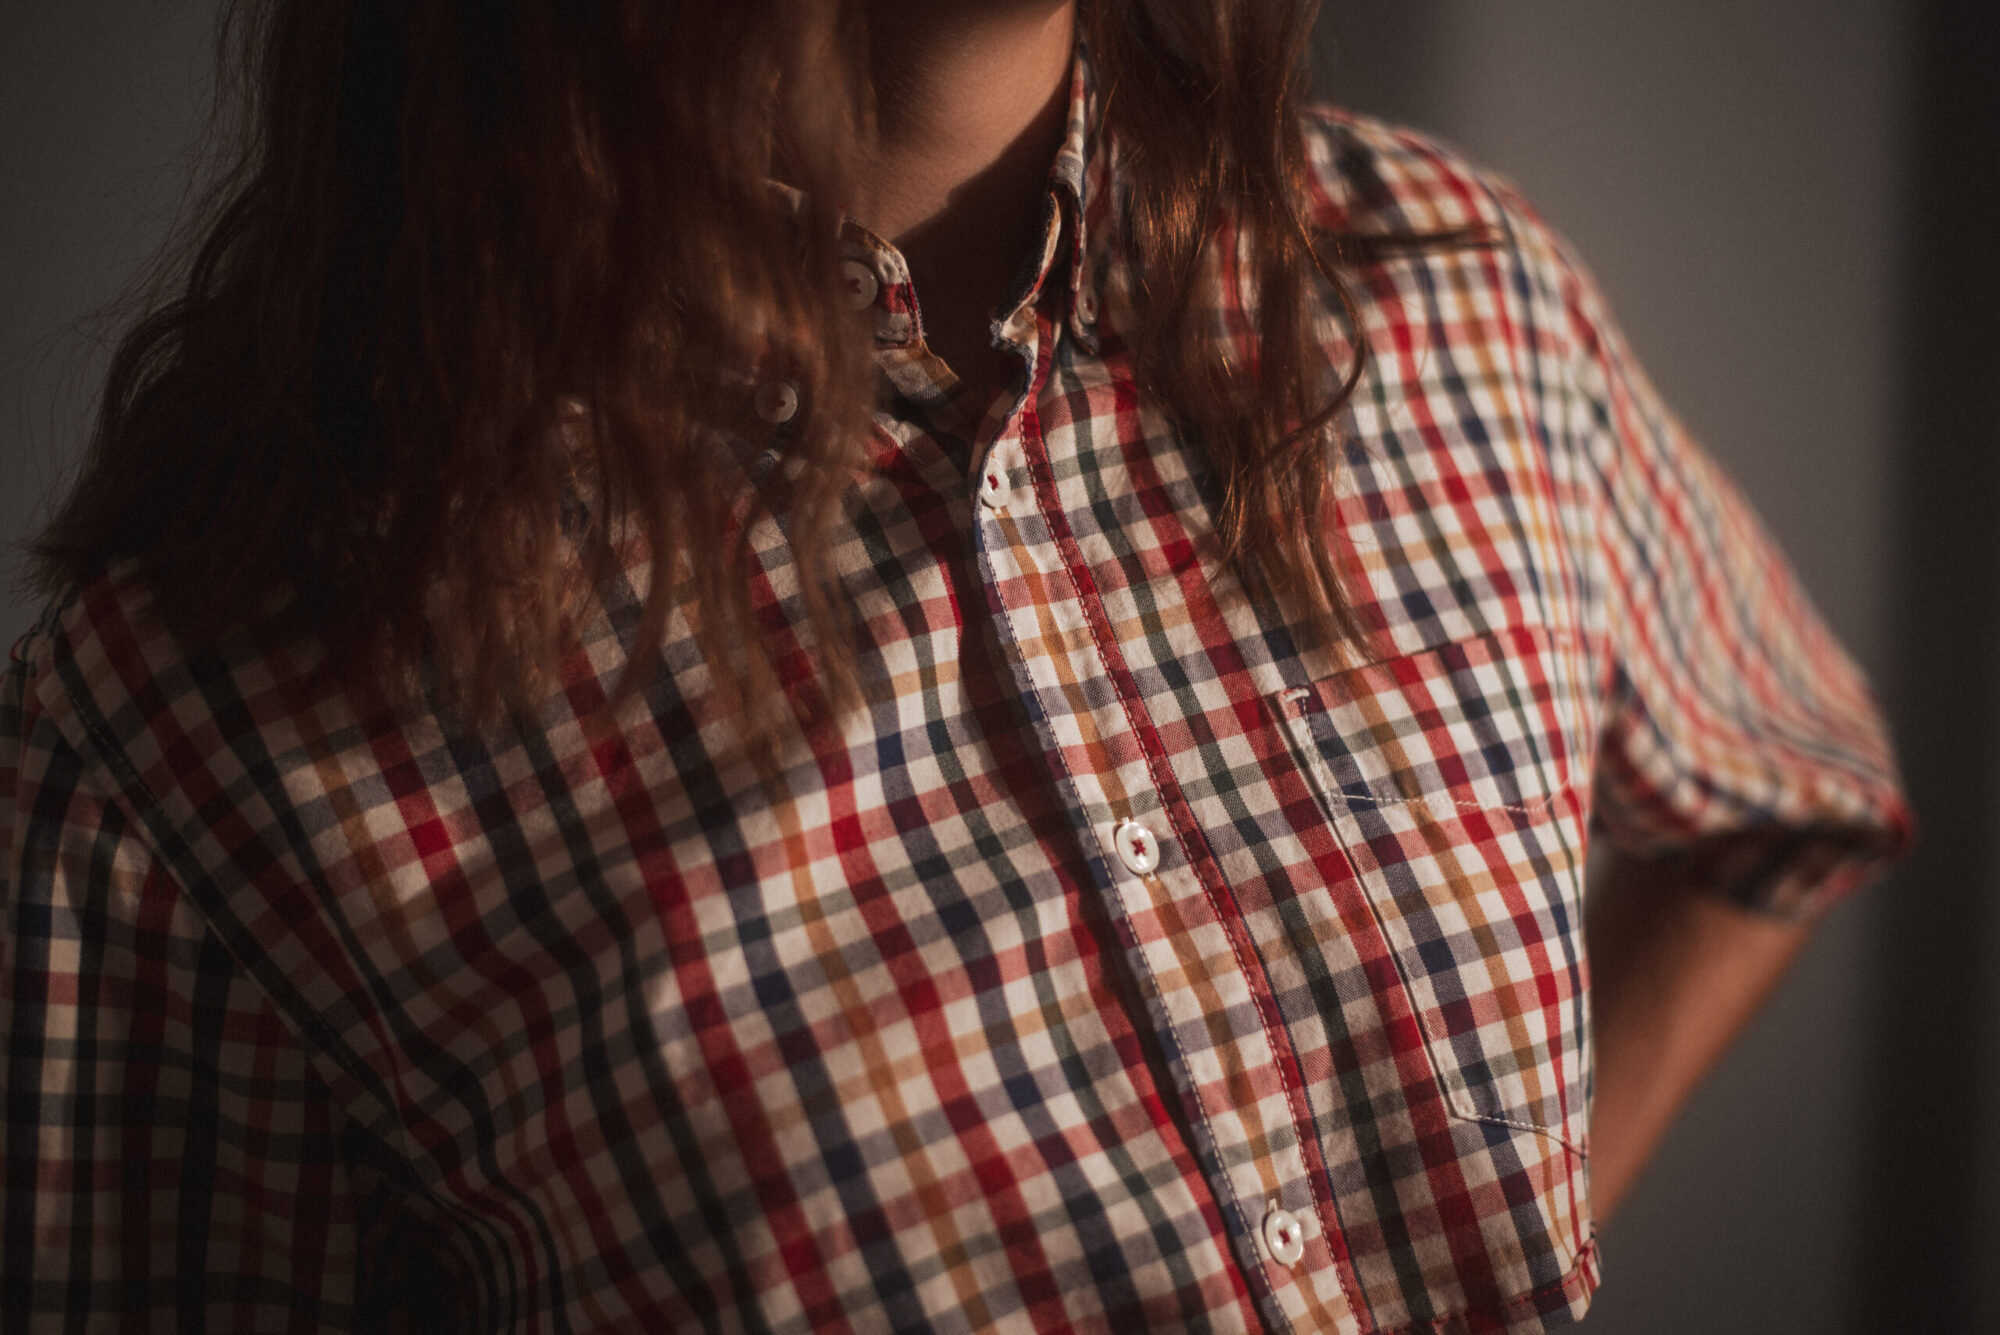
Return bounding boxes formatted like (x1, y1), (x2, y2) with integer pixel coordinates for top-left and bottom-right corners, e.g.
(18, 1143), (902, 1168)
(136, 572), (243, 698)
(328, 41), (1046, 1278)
(32, 0), (1422, 728)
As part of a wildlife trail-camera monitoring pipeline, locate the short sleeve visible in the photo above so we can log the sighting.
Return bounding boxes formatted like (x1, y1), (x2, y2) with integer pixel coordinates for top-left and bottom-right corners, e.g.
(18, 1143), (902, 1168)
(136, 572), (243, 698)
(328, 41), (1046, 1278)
(1551, 232), (1914, 917)
(1, 638), (364, 1329)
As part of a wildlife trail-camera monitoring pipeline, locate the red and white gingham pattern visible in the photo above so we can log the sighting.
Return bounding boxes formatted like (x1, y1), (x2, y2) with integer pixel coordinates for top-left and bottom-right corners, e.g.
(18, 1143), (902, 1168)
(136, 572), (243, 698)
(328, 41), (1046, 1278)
(1, 54), (1908, 1334)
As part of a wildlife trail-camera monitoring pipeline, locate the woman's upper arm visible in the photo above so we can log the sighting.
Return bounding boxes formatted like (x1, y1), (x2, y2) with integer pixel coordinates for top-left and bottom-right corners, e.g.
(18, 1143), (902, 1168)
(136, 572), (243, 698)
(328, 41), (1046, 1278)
(1539, 214), (1914, 916)
(2, 646), (364, 1331)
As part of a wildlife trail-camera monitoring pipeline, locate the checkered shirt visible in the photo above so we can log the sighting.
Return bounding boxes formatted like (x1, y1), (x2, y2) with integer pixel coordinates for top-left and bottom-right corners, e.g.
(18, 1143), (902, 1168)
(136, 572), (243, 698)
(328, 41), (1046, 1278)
(2, 56), (1910, 1335)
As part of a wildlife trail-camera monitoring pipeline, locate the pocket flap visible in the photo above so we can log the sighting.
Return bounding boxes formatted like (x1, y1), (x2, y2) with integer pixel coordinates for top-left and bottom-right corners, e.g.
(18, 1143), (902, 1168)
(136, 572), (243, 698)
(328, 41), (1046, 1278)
(1272, 624), (1574, 822)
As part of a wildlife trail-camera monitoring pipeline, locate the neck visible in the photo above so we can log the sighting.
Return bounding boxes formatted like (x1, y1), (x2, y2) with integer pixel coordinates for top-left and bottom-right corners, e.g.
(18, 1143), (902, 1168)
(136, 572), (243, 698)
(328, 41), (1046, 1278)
(855, 1), (1077, 242)
(850, 2), (1077, 401)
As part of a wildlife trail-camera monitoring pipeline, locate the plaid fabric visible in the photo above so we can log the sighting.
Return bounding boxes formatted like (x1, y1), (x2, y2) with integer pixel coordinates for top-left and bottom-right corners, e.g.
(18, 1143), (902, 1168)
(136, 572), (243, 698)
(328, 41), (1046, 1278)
(1, 55), (1909, 1335)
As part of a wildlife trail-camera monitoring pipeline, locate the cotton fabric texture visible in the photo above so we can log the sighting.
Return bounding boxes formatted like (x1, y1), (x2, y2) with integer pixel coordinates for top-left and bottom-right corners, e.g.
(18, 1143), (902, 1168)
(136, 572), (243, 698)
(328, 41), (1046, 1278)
(1, 57), (1909, 1335)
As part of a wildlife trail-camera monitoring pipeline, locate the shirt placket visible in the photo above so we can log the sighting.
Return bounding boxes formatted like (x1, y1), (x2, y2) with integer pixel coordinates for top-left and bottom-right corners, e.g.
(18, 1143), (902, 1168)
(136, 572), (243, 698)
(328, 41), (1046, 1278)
(962, 315), (1364, 1335)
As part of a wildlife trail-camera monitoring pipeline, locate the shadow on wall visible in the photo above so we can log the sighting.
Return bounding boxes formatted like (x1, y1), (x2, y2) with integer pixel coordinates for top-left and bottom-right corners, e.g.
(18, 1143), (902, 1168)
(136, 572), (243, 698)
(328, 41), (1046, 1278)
(1863, 1), (2000, 1329)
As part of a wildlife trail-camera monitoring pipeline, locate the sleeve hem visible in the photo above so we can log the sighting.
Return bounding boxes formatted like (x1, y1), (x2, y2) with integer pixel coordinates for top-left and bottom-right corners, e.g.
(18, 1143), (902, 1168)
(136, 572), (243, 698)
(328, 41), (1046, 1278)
(1608, 817), (1913, 922)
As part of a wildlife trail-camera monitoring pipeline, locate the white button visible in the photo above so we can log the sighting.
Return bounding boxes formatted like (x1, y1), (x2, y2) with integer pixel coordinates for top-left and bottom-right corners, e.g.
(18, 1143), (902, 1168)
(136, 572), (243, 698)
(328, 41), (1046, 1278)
(978, 466), (1009, 510)
(754, 379), (799, 425)
(841, 260), (880, 310)
(1263, 1204), (1305, 1267)
(1113, 820), (1160, 876)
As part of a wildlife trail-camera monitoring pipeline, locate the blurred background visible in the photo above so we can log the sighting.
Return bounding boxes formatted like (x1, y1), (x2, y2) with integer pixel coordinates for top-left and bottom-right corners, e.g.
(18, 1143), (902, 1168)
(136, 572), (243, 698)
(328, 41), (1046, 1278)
(4, 3), (1994, 1331)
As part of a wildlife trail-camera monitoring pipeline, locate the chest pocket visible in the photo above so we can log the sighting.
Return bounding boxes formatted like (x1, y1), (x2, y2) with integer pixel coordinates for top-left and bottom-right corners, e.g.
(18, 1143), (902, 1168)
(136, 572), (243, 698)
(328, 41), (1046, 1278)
(1271, 623), (1588, 1145)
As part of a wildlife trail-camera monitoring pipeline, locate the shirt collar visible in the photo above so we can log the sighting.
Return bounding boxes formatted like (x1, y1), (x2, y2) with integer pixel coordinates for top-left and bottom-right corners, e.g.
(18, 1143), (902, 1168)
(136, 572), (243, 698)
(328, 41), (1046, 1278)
(1015, 43), (1105, 352)
(837, 42), (1107, 356)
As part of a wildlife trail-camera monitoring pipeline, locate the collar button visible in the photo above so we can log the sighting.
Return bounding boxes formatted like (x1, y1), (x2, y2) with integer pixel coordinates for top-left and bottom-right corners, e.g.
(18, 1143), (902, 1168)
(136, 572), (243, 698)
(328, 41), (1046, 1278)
(754, 379), (799, 425)
(841, 260), (881, 311)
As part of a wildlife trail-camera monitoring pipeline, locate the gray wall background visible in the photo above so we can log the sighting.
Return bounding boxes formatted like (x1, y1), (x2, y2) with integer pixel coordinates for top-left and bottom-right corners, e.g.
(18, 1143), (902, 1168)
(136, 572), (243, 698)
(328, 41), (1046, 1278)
(5, 3), (1994, 1331)
(4, 1), (218, 643)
